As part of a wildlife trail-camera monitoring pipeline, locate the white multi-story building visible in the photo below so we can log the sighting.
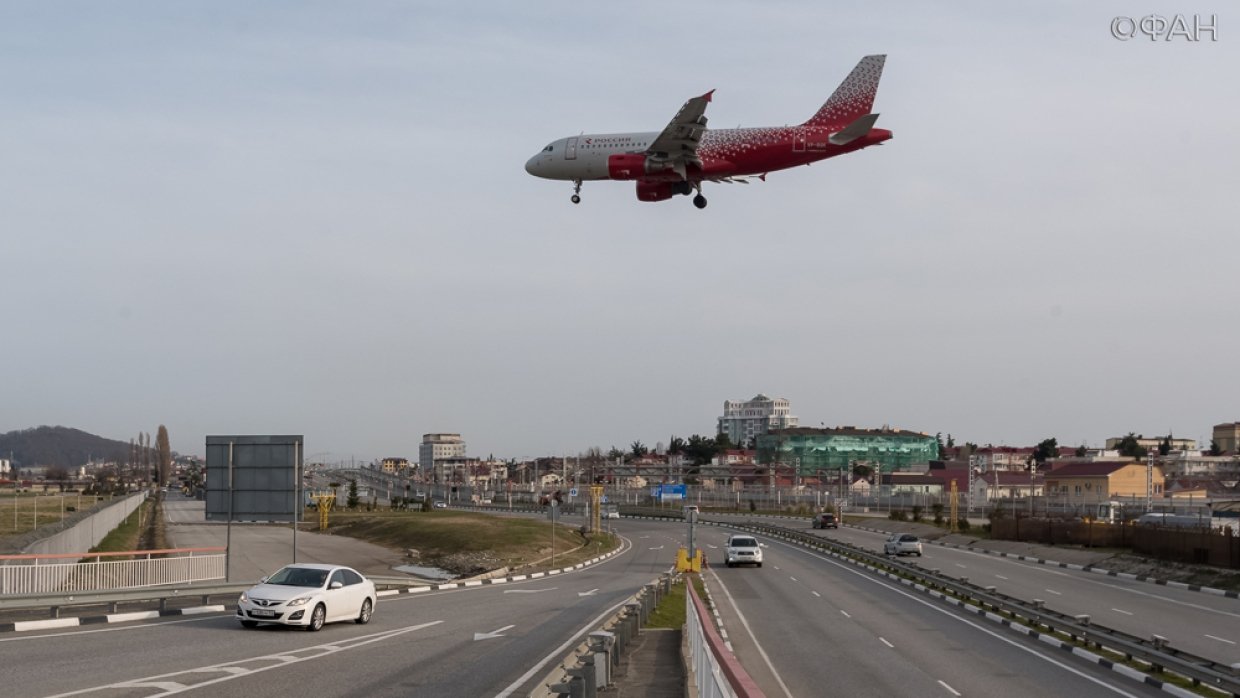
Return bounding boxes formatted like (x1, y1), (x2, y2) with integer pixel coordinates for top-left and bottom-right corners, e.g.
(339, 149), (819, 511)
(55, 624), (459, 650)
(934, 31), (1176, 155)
(420, 433), (466, 483)
(717, 394), (798, 446)
(0, 458), (10, 476)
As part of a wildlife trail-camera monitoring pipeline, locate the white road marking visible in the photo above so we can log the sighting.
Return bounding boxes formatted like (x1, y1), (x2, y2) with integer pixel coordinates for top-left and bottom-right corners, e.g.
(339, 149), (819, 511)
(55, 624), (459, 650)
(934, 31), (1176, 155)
(44, 621), (444, 697)
(577, 589), (599, 597)
(649, 545), (664, 550)
(812, 591), (821, 597)
(955, 564), (967, 569)
(879, 637), (894, 648)
(709, 569), (796, 698)
(503, 587), (557, 594)
(995, 575), (1008, 580)
(790, 577), (798, 583)
(939, 679), (962, 696)
(1111, 608), (1133, 616)
(840, 610), (851, 618)
(1204, 634), (1236, 645)
(1045, 588), (1062, 595)
(474, 624), (515, 641)
(774, 565), (781, 570)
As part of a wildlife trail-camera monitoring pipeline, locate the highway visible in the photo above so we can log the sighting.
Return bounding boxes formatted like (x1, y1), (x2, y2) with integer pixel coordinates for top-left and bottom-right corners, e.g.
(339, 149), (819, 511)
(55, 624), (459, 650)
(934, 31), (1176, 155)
(697, 524), (1174, 698)
(794, 520), (1240, 667)
(3, 509), (1231, 697)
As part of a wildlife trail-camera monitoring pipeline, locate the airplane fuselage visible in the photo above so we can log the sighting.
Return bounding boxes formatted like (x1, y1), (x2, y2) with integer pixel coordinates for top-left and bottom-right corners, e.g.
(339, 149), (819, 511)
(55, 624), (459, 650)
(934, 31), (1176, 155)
(524, 125), (892, 184)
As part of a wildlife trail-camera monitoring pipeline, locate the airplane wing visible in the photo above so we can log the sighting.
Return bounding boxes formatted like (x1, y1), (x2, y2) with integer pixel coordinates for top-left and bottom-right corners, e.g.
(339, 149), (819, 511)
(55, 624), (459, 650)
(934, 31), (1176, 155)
(645, 90), (713, 180)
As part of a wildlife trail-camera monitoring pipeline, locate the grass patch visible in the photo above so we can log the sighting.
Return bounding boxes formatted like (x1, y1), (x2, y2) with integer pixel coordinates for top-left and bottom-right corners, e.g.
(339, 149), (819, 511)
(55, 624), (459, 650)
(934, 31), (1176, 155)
(0, 492), (105, 535)
(86, 501), (152, 557)
(647, 578), (687, 629)
(328, 510), (619, 573)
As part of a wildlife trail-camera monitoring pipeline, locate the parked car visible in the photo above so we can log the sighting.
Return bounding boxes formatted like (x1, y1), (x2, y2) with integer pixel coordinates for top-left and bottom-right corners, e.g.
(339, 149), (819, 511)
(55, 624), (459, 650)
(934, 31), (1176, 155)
(237, 563), (376, 631)
(724, 535), (763, 568)
(433, 500), (447, 509)
(812, 513), (838, 529)
(883, 533), (923, 557)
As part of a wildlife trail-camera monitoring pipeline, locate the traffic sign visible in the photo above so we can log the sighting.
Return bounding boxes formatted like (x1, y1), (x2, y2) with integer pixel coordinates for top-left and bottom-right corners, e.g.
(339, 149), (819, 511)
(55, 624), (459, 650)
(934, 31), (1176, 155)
(601, 495), (608, 503)
(569, 488), (579, 497)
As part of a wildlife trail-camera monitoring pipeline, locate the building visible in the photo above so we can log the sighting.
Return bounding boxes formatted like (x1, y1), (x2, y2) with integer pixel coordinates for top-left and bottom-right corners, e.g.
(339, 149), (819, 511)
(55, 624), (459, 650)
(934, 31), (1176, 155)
(1104, 435), (1198, 452)
(1043, 461), (1164, 504)
(420, 434), (466, 483)
(1213, 423), (1240, 455)
(380, 457), (411, 475)
(756, 426), (938, 475)
(717, 394), (798, 446)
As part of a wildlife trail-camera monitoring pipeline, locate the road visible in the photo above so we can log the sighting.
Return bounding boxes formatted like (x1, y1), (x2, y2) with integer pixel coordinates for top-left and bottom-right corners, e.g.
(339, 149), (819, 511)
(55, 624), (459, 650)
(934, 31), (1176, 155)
(3, 508), (1227, 696)
(697, 525), (1173, 698)
(792, 520), (1240, 666)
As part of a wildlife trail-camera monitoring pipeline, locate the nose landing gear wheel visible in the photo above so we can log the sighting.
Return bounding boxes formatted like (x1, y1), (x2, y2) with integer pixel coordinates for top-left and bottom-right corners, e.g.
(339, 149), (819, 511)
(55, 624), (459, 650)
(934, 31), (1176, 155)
(693, 194), (708, 209)
(571, 194), (580, 204)
(570, 179), (582, 205)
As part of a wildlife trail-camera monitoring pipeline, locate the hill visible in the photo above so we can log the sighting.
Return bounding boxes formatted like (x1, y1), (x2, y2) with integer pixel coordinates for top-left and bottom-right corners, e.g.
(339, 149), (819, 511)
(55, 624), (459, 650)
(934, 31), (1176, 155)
(0, 426), (131, 469)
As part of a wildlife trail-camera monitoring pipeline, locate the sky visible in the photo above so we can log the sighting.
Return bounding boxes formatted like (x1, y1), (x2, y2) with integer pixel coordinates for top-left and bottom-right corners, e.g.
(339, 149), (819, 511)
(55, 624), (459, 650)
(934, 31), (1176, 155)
(2, 2), (1237, 462)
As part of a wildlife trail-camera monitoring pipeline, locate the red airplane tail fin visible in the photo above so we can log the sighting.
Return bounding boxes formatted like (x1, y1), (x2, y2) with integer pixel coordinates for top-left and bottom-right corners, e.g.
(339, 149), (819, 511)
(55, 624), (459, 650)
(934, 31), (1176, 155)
(803, 54), (886, 129)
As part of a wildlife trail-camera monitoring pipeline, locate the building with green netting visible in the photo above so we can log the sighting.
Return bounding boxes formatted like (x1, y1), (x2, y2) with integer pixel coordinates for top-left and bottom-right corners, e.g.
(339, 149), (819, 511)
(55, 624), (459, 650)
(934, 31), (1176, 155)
(755, 427), (938, 475)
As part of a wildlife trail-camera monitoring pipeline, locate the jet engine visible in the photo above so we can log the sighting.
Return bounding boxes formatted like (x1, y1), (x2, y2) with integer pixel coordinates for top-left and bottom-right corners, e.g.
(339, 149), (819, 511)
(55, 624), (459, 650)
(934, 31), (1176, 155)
(635, 180), (693, 202)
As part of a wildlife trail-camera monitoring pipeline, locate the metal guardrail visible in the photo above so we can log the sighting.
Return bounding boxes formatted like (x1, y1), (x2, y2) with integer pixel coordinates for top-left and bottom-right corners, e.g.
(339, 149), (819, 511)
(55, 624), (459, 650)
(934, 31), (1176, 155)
(0, 573), (429, 615)
(741, 522), (1240, 697)
(0, 549), (227, 596)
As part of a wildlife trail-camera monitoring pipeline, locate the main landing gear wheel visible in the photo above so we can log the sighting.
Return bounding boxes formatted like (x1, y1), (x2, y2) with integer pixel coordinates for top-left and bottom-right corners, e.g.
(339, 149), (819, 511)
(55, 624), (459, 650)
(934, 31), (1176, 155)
(570, 180), (582, 205)
(693, 194), (708, 209)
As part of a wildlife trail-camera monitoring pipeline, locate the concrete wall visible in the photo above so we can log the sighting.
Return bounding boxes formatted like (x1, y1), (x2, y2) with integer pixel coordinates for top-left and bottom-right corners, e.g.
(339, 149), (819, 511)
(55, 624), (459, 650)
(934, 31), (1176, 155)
(22, 492), (147, 556)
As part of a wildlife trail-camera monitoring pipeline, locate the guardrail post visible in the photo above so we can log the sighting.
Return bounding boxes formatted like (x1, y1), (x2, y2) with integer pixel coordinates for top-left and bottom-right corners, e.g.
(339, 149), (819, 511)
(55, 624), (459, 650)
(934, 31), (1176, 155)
(588, 631), (614, 688)
(49, 606), (60, 619)
(562, 666), (587, 698)
(576, 654), (597, 698)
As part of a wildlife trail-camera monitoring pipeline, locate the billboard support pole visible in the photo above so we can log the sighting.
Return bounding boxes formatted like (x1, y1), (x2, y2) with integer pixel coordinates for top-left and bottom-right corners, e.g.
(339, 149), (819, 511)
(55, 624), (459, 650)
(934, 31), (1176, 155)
(226, 441), (234, 583)
(293, 440), (300, 564)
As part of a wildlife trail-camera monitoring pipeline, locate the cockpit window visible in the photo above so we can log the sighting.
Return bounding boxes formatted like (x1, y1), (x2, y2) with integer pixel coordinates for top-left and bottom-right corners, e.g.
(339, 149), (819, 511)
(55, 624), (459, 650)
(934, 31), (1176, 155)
(543, 144), (554, 152)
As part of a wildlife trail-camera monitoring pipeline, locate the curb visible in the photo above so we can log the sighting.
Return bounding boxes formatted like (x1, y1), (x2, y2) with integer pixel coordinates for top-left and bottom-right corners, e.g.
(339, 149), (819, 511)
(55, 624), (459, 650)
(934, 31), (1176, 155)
(0, 604), (226, 634)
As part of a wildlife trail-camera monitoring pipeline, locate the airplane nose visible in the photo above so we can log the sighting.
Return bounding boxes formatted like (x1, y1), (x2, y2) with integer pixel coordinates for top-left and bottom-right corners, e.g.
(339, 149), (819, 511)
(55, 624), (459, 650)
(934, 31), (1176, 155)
(524, 155), (538, 176)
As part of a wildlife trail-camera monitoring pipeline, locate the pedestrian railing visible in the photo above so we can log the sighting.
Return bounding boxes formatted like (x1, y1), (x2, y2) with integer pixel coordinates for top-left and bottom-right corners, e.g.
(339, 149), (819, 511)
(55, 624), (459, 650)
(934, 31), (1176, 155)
(685, 581), (766, 698)
(0, 547), (226, 595)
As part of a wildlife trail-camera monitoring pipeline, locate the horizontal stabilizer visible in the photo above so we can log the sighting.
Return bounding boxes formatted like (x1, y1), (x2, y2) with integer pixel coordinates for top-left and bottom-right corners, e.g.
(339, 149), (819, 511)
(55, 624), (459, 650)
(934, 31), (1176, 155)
(829, 113), (880, 145)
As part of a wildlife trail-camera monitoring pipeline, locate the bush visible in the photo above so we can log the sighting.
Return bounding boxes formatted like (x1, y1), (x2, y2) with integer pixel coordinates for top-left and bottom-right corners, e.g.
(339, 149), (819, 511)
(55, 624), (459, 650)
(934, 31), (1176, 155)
(911, 505), (924, 522)
(888, 509), (908, 522)
(956, 518), (972, 532)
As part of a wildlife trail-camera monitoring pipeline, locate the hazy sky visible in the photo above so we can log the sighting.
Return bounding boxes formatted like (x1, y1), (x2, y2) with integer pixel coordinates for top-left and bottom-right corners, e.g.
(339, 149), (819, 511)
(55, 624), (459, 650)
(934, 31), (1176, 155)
(3, 2), (1236, 461)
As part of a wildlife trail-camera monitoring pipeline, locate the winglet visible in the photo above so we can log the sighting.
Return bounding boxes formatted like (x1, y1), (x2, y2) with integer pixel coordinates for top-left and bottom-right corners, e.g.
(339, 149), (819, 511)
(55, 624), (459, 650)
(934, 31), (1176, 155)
(702, 89), (715, 103)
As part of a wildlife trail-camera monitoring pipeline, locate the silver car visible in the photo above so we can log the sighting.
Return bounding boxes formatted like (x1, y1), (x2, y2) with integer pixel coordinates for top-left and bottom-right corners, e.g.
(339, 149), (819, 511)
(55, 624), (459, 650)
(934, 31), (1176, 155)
(237, 563), (376, 631)
(883, 533), (923, 557)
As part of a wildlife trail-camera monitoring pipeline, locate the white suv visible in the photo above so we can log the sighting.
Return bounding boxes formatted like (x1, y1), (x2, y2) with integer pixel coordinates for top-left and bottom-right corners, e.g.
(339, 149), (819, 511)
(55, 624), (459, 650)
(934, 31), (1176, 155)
(724, 535), (763, 568)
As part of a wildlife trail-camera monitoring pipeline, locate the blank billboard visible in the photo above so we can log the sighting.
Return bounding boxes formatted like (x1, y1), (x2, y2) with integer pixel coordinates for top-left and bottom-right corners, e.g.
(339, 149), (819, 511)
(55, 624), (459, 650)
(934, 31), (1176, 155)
(205, 435), (303, 522)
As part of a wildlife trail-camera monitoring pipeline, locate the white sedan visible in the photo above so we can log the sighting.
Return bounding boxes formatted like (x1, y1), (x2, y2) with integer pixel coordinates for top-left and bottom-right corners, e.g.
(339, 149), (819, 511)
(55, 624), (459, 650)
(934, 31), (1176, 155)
(237, 563), (376, 631)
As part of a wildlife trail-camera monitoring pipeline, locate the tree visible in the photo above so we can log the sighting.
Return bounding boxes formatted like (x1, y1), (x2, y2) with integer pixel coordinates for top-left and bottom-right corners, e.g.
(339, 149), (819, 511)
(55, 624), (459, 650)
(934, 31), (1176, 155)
(1033, 437), (1058, 464)
(347, 479), (360, 509)
(667, 436), (686, 455)
(607, 446), (624, 461)
(935, 433), (945, 460)
(1075, 444), (1087, 457)
(1209, 439), (1224, 456)
(683, 434), (722, 466)
(851, 463), (872, 480)
(629, 441), (648, 458)
(946, 434), (955, 449)
(1115, 433), (1147, 459)
(155, 425), (172, 486)
(1158, 434), (1172, 456)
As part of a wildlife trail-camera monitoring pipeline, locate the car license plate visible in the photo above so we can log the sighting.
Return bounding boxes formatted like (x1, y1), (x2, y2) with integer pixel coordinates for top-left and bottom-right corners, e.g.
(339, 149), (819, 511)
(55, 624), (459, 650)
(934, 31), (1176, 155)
(250, 610), (275, 618)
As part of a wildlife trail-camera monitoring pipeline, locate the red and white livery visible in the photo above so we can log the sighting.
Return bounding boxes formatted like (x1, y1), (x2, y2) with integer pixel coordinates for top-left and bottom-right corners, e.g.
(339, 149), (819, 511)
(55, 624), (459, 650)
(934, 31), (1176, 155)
(525, 55), (891, 209)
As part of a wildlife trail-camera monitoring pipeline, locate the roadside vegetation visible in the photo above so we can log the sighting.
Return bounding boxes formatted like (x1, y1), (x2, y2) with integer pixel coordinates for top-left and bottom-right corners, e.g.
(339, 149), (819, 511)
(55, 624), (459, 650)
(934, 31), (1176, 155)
(327, 510), (619, 576)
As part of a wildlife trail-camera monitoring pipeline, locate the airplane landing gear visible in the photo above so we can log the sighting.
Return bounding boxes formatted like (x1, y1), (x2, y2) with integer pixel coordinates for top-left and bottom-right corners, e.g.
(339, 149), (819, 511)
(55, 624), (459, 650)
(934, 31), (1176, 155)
(693, 194), (707, 209)
(570, 180), (582, 204)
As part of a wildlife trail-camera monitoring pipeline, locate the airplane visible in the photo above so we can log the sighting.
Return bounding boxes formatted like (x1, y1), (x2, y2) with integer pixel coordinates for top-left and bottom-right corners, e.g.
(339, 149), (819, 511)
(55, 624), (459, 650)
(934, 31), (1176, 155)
(524, 55), (891, 209)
